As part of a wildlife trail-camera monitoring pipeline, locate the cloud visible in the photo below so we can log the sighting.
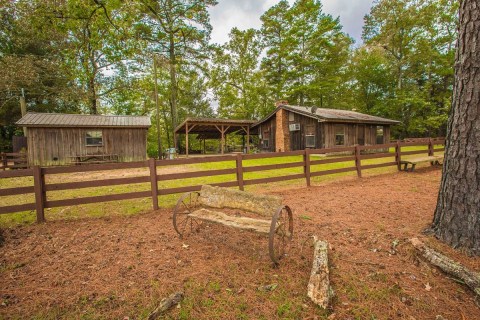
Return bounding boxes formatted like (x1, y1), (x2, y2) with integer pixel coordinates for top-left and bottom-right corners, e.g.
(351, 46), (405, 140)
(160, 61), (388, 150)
(208, 0), (374, 45)
(322, 0), (374, 44)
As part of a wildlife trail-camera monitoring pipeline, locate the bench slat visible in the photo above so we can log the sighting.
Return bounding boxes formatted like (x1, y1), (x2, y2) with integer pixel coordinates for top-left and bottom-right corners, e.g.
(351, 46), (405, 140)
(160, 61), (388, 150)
(189, 208), (271, 234)
(400, 155), (443, 165)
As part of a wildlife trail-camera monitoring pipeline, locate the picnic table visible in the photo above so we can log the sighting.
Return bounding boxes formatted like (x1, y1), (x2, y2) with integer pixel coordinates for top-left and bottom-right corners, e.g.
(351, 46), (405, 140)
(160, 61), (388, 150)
(68, 154), (119, 165)
(400, 155), (443, 172)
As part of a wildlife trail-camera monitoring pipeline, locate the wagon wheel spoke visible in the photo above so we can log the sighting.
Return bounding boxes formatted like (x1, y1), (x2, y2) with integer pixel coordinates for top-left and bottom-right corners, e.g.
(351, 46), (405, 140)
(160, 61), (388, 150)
(173, 192), (201, 238)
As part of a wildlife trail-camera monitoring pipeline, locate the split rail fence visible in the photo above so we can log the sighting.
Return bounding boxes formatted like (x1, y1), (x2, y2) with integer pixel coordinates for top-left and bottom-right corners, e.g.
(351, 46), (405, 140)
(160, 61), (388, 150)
(0, 152), (27, 170)
(0, 139), (445, 223)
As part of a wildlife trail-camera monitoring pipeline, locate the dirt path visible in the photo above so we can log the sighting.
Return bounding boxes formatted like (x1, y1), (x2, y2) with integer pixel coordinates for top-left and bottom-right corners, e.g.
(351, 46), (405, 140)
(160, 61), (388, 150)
(1, 167), (479, 319)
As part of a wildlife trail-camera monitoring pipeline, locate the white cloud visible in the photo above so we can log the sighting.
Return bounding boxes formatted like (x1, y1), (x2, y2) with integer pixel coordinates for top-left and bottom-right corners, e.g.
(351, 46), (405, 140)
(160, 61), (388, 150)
(208, 0), (374, 45)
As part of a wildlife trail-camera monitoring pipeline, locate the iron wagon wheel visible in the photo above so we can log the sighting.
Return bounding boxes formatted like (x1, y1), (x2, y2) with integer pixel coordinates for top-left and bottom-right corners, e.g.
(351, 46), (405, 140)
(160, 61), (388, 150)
(269, 205), (294, 265)
(173, 191), (202, 238)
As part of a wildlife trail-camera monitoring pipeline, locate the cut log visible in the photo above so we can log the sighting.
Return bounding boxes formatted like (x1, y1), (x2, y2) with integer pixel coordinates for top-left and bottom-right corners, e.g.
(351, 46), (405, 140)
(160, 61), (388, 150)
(307, 236), (333, 309)
(147, 291), (184, 320)
(189, 208), (271, 234)
(198, 185), (282, 217)
(410, 238), (480, 296)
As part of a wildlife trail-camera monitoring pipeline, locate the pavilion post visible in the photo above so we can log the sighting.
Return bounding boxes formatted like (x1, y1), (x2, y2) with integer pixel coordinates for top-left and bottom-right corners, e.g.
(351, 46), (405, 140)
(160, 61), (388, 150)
(221, 125), (224, 154)
(185, 122), (189, 157)
(246, 126), (250, 153)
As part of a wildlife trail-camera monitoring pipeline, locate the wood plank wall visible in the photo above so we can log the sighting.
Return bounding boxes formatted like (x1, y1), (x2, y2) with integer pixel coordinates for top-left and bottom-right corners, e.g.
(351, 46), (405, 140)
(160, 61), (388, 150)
(323, 123), (390, 149)
(257, 116), (276, 152)
(289, 112), (322, 150)
(27, 127), (148, 166)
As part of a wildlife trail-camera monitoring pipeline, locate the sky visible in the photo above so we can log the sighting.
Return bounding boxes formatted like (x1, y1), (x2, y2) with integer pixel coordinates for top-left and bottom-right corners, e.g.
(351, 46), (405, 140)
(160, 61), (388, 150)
(208, 0), (375, 46)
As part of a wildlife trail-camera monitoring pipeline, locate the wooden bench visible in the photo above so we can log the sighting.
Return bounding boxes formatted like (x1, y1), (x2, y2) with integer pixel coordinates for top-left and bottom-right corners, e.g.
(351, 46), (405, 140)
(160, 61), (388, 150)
(68, 154), (119, 165)
(400, 155), (444, 172)
(173, 185), (293, 265)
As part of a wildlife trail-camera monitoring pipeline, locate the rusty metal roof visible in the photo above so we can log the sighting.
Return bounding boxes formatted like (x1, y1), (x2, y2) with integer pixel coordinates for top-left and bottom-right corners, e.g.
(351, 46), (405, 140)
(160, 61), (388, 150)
(16, 112), (151, 128)
(252, 105), (400, 128)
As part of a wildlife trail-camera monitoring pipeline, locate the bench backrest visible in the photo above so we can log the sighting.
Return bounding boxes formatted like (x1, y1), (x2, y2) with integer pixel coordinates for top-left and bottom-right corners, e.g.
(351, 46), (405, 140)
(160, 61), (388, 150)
(199, 185), (282, 217)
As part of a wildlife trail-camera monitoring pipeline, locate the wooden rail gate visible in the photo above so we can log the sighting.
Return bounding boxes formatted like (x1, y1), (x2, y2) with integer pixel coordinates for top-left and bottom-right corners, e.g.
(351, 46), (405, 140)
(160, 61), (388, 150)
(0, 139), (445, 223)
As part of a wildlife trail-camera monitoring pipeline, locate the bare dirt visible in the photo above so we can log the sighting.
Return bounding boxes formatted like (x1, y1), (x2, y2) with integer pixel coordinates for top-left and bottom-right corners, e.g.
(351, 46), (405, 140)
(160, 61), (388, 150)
(1, 167), (479, 319)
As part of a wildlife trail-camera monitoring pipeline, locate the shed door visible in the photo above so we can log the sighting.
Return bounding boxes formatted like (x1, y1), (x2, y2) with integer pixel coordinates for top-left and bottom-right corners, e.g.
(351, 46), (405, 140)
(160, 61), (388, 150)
(357, 125), (365, 145)
(45, 131), (59, 162)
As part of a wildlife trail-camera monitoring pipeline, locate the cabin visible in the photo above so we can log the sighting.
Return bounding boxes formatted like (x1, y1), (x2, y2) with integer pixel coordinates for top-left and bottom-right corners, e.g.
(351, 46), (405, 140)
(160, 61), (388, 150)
(252, 103), (399, 152)
(16, 112), (151, 166)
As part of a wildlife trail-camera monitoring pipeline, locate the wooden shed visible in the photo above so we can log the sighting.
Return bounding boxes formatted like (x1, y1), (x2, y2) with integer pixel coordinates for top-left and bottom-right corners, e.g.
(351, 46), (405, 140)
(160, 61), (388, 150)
(252, 104), (399, 152)
(16, 113), (151, 166)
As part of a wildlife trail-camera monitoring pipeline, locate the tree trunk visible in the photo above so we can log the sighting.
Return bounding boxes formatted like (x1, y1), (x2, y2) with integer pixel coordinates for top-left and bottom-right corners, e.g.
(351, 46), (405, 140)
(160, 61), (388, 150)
(432, 0), (480, 255)
(169, 34), (179, 148)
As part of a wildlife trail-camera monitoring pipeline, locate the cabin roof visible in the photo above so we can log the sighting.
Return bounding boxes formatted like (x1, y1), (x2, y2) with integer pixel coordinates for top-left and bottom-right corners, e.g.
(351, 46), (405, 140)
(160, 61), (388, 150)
(252, 105), (400, 128)
(16, 112), (151, 128)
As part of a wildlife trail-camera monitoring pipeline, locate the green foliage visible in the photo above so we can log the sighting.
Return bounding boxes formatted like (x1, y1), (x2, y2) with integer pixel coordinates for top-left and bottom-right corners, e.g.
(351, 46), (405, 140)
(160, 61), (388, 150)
(210, 28), (270, 119)
(360, 0), (458, 138)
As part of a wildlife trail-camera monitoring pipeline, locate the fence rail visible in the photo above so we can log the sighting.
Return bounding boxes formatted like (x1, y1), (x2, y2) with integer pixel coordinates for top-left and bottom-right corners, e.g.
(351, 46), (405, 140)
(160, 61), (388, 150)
(0, 152), (27, 170)
(0, 139), (445, 222)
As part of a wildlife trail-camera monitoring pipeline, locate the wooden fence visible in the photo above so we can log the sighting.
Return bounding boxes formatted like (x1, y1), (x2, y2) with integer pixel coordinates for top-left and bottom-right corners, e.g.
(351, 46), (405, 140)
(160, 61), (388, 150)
(0, 152), (28, 170)
(0, 139), (445, 223)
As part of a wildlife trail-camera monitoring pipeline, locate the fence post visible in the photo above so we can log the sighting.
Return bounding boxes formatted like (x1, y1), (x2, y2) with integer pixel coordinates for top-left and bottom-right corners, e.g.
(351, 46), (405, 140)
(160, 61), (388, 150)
(236, 153), (244, 191)
(355, 145), (362, 178)
(33, 166), (45, 223)
(1, 153), (6, 170)
(304, 149), (311, 187)
(148, 158), (159, 210)
(395, 141), (402, 171)
(428, 138), (434, 156)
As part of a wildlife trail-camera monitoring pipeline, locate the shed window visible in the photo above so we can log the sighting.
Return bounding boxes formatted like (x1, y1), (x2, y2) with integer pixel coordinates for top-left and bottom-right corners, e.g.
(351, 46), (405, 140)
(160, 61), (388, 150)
(335, 125), (345, 146)
(86, 131), (103, 146)
(376, 126), (384, 144)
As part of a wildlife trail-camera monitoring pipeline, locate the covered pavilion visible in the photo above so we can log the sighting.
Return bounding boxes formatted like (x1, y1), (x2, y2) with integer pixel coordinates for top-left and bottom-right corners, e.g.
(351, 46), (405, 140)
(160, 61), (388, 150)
(174, 118), (257, 156)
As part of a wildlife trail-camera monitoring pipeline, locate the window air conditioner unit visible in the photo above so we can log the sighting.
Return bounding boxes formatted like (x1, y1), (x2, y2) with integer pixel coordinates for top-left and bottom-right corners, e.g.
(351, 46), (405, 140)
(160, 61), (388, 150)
(289, 123), (300, 131)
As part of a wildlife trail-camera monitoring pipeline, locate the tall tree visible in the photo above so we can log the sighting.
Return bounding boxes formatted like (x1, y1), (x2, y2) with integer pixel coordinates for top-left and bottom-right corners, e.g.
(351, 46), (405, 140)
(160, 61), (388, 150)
(362, 0), (458, 138)
(210, 28), (267, 119)
(432, 0), (479, 255)
(51, 0), (137, 114)
(260, 0), (292, 101)
(136, 0), (216, 145)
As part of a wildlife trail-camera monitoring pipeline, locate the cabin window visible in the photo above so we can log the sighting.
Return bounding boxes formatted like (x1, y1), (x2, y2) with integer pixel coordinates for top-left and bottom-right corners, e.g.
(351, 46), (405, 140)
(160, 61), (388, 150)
(262, 130), (270, 148)
(335, 125), (345, 146)
(289, 112), (295, 122)
(305, 135), (315, 148)
(86, 131), (103, 146)
(305, 124), (315, 148)
(376, 126), (384, 144)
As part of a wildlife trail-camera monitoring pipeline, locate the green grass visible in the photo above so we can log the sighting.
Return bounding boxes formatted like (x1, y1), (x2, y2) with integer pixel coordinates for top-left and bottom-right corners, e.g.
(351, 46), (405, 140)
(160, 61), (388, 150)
(0, 145), (441, 227)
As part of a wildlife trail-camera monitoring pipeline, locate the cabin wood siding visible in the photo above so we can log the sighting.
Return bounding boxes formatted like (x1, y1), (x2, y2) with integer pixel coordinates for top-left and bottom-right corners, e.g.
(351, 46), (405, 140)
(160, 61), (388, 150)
(323, 123), (390, 148)
(27, 127), (148, 166)
(257, 116), (276, 152)
(288, 112), (322, 150)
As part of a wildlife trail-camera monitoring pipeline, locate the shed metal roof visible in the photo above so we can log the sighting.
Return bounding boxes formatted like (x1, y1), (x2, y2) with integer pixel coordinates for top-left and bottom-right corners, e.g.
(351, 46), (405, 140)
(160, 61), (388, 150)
(252, 105), (400, 128)
(16, 112), (151, 128)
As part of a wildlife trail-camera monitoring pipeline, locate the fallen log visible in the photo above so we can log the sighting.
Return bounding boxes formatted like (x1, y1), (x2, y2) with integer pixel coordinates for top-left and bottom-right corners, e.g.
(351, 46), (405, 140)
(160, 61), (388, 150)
(410, 238), (480, 296)
(147, 291), (184, 320)
(307, 236), (333, 309)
